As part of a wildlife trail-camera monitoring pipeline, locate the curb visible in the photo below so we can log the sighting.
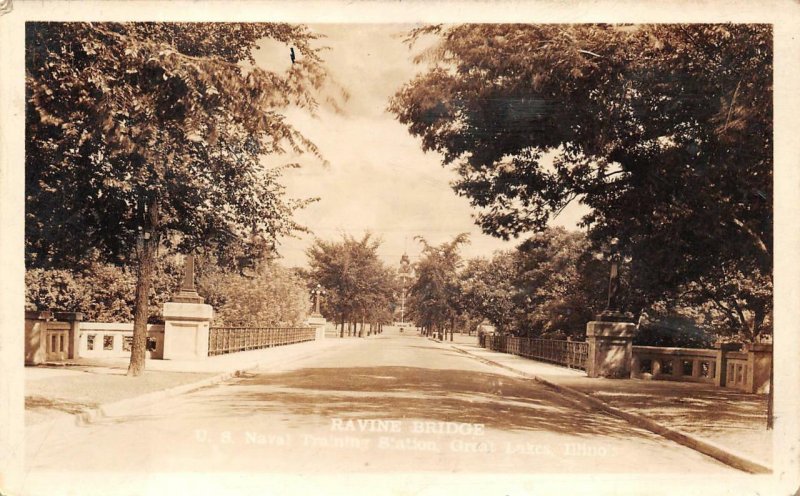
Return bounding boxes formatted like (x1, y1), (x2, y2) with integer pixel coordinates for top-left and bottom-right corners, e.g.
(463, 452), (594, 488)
(449, 344), (772, 475)
(30, 340), (345, 433)
(74, 367), (245, 425)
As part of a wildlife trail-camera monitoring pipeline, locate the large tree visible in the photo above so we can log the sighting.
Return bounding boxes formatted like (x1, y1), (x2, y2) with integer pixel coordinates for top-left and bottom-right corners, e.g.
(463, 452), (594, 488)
(458, 254), (517, 334)
(408, 234), (469, 339)
(456, 228), (606, 338)
(512, 228), (607, 337)
(26, 23), (328, 375)
(390, 24), (772, 336)
(306, 233), (396, 337)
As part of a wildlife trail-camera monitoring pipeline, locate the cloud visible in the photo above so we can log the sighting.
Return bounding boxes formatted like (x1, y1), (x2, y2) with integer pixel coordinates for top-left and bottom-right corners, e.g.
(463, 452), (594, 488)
(255, 24), (586, 268)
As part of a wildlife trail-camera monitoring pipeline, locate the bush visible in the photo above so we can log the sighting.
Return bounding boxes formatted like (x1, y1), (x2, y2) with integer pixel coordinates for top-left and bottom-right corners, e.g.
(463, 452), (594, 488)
(25, 268), (90, 313)
(25, 258), (181, 323)
(633, 315), (715, 348)
(198, 262), (309, 327)
(79, 263), (137, 321)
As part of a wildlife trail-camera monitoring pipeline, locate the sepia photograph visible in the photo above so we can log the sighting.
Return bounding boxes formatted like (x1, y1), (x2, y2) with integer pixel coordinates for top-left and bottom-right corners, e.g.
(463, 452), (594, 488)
(1, 2), (799, 496)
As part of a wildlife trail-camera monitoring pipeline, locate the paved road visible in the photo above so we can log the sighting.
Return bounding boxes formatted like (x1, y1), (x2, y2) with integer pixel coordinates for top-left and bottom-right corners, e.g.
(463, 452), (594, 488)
(24, 327), (735, 494)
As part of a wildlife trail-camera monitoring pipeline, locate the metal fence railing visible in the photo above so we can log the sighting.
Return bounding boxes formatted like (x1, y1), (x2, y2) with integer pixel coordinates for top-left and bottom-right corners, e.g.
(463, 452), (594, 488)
(481, 334), (588, 370)
(208, 326), (315, 356)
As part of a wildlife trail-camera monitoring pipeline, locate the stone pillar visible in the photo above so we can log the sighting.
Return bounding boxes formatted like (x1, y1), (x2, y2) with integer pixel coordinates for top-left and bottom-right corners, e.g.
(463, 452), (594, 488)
(24, 310), (52, 365)
(585, 318), (637, 379)
(713, 342), (740, 387)
(691, 359), (701, 379)
(162, 255), (213, 360)
(630, 353), (641, 378)
(745, 343), (772, 394)
(306, 314), (326, 340)
(54, 311), (83, 359)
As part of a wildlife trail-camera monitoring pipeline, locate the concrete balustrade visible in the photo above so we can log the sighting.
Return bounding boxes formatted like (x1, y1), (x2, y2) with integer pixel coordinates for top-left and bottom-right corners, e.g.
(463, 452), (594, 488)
(631, 346), (718, 384)
(24, 313), (167, 363)
(630, 343), (771, 394)
(79, 322), (165, 359)
(24, 311), (83, 364)
(480, 329), (772, 394)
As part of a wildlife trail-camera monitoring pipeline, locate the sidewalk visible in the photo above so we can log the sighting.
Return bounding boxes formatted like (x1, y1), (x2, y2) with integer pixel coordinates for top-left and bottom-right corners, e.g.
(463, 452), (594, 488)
(26, 337), (353, 428)
(426, 332), (476, 346)
(447, 339), (772, 470)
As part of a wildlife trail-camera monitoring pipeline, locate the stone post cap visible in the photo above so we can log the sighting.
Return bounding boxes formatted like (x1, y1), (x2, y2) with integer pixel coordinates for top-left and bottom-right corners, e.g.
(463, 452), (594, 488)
(586, 320), (637, 338)
(162, 301), (214, 321)
(53, 311), (83, 321)
(594, 310), (635, 322)
(306, 315), (327, 326)
(171, 291), (205, 304)
(744, 342), (772, 352)
(25, 310), (53, 320)
(713, 341), (743, 351)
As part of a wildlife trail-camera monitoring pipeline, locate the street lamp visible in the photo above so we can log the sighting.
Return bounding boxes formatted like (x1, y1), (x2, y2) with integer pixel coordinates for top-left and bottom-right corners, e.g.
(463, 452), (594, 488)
(596, 237), (633, 322)
(311, 284), (326, 317)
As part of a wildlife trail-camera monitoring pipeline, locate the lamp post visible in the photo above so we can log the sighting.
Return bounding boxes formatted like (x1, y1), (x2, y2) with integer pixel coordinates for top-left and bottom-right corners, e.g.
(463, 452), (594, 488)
(311, 284), (326, 317)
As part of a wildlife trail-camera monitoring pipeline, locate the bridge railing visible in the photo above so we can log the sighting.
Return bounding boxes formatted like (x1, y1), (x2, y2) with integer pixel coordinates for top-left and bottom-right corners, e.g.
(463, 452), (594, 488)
(208, 326), (315, 356)
(479, 334), (770, 393)
(631, 346), (718, 384)
(630, 345), (769, 393)
(483, 334), (588, 370)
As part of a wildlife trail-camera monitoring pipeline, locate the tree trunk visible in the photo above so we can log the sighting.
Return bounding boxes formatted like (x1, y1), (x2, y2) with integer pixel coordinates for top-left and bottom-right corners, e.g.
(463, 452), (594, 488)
(127, 199), (160, 377)
(340, 315), (345, 338)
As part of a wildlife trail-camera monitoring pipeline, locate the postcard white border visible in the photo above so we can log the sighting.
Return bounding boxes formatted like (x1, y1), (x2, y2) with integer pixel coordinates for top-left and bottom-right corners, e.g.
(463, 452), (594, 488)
(1, 2), (798, 495)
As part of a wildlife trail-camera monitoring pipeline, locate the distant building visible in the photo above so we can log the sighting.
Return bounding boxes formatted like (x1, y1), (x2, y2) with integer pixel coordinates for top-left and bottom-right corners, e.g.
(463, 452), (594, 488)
(395, 253), (413, 325)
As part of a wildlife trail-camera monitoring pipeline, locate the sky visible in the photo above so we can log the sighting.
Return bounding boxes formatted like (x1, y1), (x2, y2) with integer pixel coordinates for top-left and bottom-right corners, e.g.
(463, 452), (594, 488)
(253, 24), (587, 268)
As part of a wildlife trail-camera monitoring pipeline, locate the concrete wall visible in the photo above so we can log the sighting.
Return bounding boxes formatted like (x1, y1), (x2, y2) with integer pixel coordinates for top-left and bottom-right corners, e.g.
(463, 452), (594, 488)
(631, 346), (718, 384)
(481, 333), (772, 395)
(24, 315), (48, 365)
(78, 322), (165, 359)
(629, 343), (772, 394)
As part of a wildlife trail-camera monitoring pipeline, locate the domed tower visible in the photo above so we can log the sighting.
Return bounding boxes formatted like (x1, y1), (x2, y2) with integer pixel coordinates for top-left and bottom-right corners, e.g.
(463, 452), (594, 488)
(400, 253), (410, 270)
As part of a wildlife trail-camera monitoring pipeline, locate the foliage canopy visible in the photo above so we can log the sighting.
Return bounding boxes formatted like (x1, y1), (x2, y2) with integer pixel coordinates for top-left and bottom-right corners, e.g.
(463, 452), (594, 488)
(391, 24), (772, 336)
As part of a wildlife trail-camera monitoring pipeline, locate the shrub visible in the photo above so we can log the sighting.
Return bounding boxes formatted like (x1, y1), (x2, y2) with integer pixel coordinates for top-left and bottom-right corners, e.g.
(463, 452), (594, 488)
(25, 257), (181, 323)
(25, 268), (90, 313)
(199, 262), (309, 327)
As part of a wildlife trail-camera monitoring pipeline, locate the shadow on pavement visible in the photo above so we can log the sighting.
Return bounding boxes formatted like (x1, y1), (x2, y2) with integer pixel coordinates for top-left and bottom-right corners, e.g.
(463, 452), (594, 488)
(188, 366), (661, 440)
(26, 395), (99, 414)
(584, 382), (768, 435)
